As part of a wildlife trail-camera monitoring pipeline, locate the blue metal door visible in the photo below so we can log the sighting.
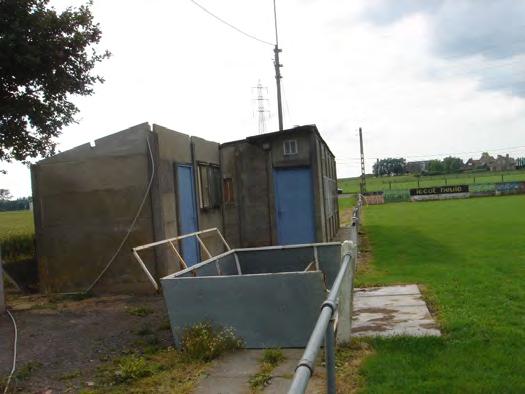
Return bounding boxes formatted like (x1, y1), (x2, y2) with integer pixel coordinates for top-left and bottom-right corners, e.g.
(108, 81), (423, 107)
(176, 164), (200, 266)
(273, 167), (316, 245)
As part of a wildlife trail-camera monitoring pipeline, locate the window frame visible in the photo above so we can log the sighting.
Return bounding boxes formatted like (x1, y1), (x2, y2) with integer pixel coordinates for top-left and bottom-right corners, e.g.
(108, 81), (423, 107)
(283, 139), (298, 156)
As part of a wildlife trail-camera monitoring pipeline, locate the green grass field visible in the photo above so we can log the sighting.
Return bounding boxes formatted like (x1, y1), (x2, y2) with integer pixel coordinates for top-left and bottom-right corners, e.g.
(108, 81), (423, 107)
(338, 169), (525, 194)
(339, 195), (525, 392)
(0, 210), (34, 262)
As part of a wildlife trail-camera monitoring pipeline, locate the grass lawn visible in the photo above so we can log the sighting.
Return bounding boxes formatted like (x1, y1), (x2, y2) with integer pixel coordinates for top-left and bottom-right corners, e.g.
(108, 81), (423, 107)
(339, 195), (525, 393)
(338, 169), (525, 193)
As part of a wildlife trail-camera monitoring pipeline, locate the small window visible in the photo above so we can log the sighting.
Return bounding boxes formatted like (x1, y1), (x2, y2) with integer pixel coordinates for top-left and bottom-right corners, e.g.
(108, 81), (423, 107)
(283, 139), (298, 156)
(198, 164), (221, 209)
(223, 178), (234, 204)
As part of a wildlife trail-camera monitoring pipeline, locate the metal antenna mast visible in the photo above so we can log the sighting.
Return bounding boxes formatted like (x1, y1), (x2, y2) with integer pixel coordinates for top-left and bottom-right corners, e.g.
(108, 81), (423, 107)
(273, 0), (284, 131)
(359, 127), (367, 194)
(253, 80), (269, 134)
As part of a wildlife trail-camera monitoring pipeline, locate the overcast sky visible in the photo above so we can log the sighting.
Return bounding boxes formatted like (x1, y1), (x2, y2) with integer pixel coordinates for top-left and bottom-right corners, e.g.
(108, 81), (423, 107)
(2, 0), (525, 197)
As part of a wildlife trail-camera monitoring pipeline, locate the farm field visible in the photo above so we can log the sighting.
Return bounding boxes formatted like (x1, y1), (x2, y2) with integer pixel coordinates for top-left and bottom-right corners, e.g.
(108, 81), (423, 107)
(0, 210), (34, 262)
(337, 195), (525, 392)
(338, 169), (525, 193)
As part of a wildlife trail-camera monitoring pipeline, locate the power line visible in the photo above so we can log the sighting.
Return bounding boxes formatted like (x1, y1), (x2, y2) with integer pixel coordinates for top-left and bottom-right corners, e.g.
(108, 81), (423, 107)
(338, 144), (525, 162)
(189, 0), (274, 46)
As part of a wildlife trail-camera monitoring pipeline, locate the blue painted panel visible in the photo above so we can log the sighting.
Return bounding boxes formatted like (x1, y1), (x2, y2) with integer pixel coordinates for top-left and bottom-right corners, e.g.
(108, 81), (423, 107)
(176, 165), (200, 265)
(273, 167), (316, 245)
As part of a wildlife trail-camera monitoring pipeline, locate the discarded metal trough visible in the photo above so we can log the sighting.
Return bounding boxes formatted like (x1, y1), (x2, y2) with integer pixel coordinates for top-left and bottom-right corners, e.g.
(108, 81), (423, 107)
(160, 242), (352, 348)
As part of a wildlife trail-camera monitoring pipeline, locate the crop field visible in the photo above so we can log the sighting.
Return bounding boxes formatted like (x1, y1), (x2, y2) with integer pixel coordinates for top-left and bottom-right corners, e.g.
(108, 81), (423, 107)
(338, 169), (525, 194)
(0, 210), (34, 262)
(337, 195), (525, 392)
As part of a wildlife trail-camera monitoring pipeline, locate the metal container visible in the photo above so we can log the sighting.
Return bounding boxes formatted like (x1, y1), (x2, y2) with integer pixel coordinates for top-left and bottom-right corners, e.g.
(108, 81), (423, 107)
(160, 242), (348, 348)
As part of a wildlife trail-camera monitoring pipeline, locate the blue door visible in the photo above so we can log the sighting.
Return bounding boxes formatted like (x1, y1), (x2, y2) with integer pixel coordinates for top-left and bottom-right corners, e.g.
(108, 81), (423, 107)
(273, 167), (316, 245)
(176, 164), (200, 266)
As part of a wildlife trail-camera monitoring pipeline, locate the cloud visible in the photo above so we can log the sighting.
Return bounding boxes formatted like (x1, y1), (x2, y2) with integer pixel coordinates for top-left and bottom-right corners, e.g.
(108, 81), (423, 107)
(363, 0), (525, 96)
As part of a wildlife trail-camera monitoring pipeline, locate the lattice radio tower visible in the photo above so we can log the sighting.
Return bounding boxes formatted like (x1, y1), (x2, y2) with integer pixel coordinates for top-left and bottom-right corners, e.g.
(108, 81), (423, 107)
(253, 80), (270, 134)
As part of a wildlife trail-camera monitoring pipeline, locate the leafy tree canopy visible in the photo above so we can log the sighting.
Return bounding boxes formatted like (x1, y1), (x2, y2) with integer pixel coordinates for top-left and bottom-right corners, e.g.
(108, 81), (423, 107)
(373, 158), (407, 176)
(0, 0), (109, 163)
(0, 188), (12, 200)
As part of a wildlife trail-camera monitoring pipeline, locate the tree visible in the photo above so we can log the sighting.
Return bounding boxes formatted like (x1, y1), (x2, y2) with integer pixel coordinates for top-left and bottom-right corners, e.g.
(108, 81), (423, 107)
(0, 188), (12, 200)
(373, 158), (407, 176)
(426, 160), (444, 174)
(442, 156), (464, 173)
(0, 0), (110, 163)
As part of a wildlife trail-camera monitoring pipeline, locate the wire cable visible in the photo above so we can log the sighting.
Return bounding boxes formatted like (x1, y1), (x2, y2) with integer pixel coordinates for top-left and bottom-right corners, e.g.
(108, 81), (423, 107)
(84, 138), (156, 293)
(189, 0), (274, 46)
(3, 309), (18, 394)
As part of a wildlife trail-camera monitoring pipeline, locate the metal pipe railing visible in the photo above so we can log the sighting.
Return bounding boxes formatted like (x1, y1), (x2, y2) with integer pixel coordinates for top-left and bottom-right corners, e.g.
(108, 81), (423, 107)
(288, 251), (354, 394)
(289, 199), (361, 394)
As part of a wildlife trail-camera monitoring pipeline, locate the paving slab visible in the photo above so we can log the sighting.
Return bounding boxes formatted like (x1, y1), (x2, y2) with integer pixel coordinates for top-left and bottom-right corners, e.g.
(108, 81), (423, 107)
(352, 284), (441, 337)
(194, 348), (325, 394)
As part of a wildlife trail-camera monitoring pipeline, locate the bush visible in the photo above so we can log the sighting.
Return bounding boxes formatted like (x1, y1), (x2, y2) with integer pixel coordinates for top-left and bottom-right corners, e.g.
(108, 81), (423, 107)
(1, 234), (35, 263)
(180, 322), (243, 362)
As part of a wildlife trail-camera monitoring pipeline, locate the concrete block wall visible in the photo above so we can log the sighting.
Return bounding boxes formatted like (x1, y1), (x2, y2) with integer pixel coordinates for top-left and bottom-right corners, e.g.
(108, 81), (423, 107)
(32, 123), (158, 294)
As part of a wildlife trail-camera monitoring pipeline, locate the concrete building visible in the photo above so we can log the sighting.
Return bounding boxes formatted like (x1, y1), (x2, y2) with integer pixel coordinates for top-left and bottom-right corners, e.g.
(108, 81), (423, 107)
(221, 125), (338, 247)
(406, 160), (432, 174)
(31, 123), (338, 294)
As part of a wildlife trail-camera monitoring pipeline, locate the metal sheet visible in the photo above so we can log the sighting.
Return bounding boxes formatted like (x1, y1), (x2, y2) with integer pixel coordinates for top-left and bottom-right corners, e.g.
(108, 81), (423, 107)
(162, 271), (327, 348)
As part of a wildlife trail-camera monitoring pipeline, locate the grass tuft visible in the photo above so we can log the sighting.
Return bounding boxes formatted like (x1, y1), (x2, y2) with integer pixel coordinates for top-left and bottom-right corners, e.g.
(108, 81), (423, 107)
(180, 322), (243, 362)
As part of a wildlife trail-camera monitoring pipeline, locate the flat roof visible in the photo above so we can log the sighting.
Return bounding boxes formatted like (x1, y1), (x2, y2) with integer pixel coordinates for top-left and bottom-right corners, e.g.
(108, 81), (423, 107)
(222, 124), (335, 158)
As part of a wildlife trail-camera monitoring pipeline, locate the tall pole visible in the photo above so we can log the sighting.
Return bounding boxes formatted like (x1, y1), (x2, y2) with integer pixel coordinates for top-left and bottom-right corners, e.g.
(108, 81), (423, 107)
(359, 128), (366, 194)
(273, 0), (284, 131)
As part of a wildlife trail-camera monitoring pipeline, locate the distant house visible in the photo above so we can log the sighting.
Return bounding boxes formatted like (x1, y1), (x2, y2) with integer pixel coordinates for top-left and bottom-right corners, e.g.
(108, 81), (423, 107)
(465, 153), (516, 172)
(406, 160), (432, 174)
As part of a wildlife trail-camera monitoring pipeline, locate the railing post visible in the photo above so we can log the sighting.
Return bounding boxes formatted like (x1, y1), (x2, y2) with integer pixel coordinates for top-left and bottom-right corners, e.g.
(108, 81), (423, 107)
(325, 318), (336, 394)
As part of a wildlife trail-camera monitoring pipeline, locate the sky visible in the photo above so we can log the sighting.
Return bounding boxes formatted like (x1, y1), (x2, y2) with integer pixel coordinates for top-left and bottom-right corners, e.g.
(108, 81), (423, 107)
(2, 0), (525, 197)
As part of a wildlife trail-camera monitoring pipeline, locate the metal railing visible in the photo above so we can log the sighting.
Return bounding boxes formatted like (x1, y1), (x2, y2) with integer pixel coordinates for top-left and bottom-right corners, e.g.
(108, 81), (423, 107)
(288, 199), (361, 394)
(132, 228), (231, 290)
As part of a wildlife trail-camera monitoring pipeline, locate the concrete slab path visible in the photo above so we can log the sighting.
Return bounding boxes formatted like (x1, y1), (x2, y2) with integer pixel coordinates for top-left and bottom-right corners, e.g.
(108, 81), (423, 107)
(194, 349), (325, 394)
(352, 284), (441, 337)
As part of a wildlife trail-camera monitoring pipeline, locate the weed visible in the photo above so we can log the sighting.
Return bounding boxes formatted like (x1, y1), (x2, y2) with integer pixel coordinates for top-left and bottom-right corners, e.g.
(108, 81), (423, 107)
(249, 371), (272, 391)
(112, 355), (157, 384)
(249, 349), (286, 391)
(180, 322), (243, 362)
(15, 361), (42, 381)
(127, 306), (153, 317)
(261, 348), (285, 367)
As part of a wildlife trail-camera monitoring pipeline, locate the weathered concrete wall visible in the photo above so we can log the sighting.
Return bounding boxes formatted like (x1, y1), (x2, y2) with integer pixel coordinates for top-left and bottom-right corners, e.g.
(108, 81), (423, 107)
(220, 125), (339, 247)
(32, 123), (158, 294)
(192, 136), (224, 255)
(312, 132), (338, 242)
(220, 141), (272, 247)
(151, 124), (193, 276)
(219, 144), (242, 248)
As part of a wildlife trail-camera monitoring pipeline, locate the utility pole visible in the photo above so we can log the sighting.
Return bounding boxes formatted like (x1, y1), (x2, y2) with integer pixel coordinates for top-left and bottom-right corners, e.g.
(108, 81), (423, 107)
(359, 127), (366, 194)
(273, 0), (284, 131)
